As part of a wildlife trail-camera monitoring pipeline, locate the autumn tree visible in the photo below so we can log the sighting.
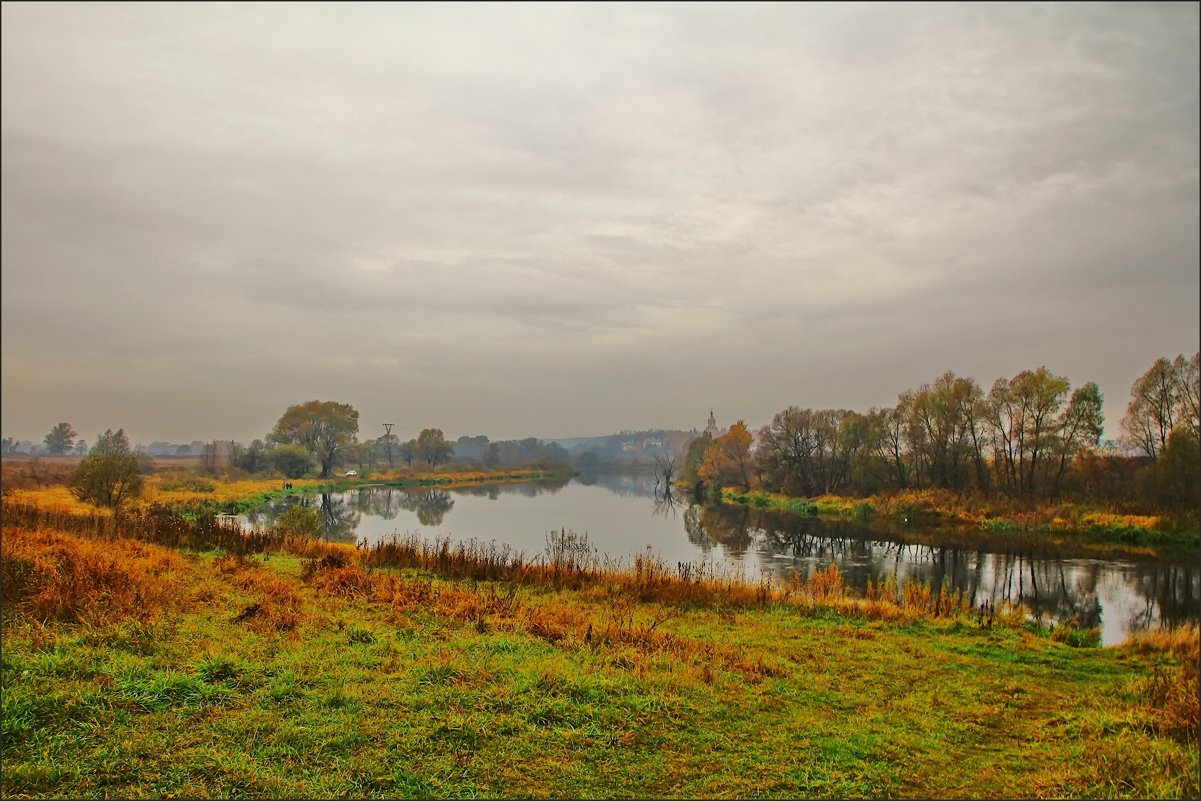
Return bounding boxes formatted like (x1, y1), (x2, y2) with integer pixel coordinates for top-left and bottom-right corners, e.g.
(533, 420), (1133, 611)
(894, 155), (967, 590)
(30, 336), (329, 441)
(43, 422), (77, 455)
(868, 395), (912, 490)
(1049, 382), (1104, 495)
(415, 428), (454, 468)
(699, 421), (754, 491)
(1151, 428), (1200, 512)
(269, 400), (359, 478)
(1172, 352), (1199, 441)
(909, 372), (986, 492)
(986, 367), (1071, 495)
(1121, 358), (1179, 458)
(70, 428), (143, 508)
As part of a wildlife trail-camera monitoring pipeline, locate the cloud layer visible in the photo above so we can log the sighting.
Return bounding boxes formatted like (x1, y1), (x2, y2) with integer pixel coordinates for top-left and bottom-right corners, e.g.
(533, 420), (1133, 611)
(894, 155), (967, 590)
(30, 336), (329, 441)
(3, 2), (1197, 444)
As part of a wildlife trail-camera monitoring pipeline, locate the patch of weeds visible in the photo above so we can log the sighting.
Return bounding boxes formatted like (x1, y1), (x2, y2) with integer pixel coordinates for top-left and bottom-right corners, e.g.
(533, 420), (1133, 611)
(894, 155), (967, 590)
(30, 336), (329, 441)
(196, 653), (244, 684)
(347, 625), (378, 645)
(417, 663), (463, 687)
(433, 722), (483, 752)
(322, 685), (362, 711)
(266, 670), (303, 704)
(1, 686), (39, 747)
(114, 667), (233, 712)
(1052, 623), (1103, 649)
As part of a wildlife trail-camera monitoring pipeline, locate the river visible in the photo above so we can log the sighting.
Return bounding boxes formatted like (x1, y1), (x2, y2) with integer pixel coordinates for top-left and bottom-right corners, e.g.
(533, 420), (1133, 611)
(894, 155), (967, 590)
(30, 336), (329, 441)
(240, 472), (1199, 645)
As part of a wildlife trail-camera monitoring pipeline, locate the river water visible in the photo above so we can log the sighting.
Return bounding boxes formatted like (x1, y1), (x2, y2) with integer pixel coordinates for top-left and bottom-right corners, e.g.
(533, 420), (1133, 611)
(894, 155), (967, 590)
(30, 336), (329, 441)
(241, 472), (1199, 645)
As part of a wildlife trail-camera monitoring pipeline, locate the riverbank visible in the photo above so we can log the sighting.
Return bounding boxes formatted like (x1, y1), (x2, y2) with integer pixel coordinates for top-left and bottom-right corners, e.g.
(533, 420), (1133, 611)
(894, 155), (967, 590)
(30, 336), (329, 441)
(1, 467), (576, 521)
(2, 506), (1197, 799)
(720, 488), (1201, 551)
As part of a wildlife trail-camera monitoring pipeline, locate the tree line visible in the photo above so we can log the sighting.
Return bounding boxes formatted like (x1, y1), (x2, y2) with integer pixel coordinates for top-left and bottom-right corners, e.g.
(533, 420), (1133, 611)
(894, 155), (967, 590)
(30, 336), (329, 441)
(233, 401), (571, 479)
(685, 354), (1200, 512)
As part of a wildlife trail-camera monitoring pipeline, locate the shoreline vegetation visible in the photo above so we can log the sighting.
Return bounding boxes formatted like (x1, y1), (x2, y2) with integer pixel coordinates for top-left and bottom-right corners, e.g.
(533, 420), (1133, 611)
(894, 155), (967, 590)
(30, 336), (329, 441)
(718, 487), (1201, 552)
(1, 464), (578, 521)
(2, 467), (1198, 797)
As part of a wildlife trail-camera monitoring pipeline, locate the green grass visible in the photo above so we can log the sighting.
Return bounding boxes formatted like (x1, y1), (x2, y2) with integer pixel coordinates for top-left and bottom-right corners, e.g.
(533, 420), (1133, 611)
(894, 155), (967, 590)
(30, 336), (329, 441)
(2, 546), (1196, 799)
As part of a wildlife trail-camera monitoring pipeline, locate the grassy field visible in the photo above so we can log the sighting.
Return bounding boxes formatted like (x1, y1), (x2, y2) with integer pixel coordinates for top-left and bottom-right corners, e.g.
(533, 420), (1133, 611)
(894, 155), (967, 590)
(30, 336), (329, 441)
(1, 473), (1198, 798)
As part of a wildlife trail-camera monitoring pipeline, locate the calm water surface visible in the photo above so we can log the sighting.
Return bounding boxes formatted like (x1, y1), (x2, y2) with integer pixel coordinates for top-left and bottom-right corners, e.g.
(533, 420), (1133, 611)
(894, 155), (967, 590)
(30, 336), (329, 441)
(242, 472), (1199, 645)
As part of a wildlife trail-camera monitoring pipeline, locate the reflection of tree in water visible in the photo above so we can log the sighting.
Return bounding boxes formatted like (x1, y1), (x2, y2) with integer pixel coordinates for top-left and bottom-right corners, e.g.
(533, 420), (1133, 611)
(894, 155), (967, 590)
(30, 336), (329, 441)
(317, 492), (361, 541)
(456, 486), (502, 500)
(398, 490), (455, 526)
(983, 553), (1103, 628)
(511, 477), (571, 497)
(589, 471), (659, 498)
(651, 482), (682, 521)
(740, 508), (1201, 633)
(695, 504), (754, 556)
(683, 505), (711, 551)
(351, 488), (402, 520)
(453, 477), (572, 499)
(1125, 564), (1201, 633)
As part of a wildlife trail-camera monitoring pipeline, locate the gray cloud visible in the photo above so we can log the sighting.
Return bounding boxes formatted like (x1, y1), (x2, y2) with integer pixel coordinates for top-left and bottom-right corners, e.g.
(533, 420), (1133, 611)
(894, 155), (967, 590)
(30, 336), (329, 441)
(3, 2), (1197, 444)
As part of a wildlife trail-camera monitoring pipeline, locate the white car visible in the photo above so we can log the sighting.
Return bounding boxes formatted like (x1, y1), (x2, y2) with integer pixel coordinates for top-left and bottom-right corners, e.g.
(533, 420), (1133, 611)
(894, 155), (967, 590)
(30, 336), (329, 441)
(344, 470), (358, 477)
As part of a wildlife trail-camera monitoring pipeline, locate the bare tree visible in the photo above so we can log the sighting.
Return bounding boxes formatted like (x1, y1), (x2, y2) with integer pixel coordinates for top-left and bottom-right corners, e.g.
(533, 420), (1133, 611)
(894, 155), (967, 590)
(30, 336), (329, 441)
(653, 449), (678, 499)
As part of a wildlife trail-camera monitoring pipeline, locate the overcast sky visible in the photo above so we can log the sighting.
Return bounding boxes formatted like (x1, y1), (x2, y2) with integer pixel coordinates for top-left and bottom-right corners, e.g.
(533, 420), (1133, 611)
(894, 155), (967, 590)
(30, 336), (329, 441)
(3, 2), (1198, 446)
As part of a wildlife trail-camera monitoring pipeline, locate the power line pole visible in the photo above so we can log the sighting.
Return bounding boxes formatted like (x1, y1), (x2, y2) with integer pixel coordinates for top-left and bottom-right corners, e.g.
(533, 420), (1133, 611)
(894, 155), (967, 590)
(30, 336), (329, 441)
(382, 423), (396, 468)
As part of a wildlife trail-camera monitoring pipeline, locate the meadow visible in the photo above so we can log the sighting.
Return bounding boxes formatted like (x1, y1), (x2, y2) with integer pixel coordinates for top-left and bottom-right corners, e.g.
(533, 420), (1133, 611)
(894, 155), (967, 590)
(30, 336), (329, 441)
(1, 467), (1198, 799)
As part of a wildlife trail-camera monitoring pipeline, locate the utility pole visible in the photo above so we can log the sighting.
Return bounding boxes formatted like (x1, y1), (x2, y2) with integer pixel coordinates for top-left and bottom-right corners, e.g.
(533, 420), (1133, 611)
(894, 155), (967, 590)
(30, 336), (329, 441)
(382, 423), (396, 468)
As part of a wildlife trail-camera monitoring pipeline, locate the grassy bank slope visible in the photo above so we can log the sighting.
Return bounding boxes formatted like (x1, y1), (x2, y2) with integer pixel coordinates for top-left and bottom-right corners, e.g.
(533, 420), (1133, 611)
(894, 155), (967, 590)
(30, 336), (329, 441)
(2, 518), (1197, 799)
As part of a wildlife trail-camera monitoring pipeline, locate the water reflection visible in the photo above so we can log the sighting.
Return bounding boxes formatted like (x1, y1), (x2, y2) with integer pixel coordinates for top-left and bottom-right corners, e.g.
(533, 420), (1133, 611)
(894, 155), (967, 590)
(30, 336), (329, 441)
(399, 489), (455, 526)
(732, 509), (1199, 636)
(453, 476), (572, 498)
(245, 491), (362, 542)
(241, 476), (1199, 642)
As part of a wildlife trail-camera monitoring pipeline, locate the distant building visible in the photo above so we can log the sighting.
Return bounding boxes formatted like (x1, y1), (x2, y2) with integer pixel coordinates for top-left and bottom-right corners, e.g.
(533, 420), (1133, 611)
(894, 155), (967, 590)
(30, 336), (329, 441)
(703, 410), (719, 438)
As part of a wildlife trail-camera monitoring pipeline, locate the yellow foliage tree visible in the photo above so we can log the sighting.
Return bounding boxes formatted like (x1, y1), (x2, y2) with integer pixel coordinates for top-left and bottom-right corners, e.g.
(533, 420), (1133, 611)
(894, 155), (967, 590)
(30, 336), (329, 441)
(699, 421), (754, 490)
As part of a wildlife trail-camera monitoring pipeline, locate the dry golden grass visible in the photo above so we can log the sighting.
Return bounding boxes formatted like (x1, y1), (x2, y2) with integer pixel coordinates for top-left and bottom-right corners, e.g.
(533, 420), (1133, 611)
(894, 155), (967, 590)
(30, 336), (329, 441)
(214, 553), (309, 633)
(1080, 511), (1162, 530)
(1, 525), (192, 624)
(1125, 625), (1200, 740)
